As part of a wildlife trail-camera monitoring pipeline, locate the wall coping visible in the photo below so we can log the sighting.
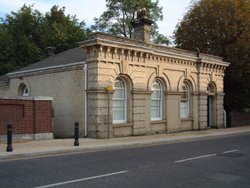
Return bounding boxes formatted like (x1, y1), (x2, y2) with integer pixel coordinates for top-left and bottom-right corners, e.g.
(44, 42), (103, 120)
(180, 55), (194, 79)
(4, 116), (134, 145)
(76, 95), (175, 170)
(7, 61), (86, 77)
(0, 96), (53, 101)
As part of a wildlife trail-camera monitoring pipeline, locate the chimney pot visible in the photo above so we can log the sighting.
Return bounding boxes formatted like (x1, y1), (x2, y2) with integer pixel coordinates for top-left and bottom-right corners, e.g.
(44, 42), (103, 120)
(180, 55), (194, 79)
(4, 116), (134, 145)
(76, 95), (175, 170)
(45, 47), (56, 57)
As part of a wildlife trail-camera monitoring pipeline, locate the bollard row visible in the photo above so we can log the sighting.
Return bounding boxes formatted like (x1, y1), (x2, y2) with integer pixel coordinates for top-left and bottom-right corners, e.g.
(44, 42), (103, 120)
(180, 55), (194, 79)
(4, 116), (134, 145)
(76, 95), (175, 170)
(4, 122), (79, 153)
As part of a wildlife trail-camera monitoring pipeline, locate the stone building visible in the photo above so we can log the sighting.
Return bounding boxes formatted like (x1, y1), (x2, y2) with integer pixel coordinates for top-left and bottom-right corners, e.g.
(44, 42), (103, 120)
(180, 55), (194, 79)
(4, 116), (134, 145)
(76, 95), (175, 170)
(0, 12), (229, 139)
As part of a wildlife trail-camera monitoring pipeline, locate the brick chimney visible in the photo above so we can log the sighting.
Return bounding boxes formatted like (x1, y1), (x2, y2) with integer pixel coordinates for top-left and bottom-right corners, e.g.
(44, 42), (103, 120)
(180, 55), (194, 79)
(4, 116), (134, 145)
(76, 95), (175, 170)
(45, 47), (56, 57)
(133, 8), (153, 43)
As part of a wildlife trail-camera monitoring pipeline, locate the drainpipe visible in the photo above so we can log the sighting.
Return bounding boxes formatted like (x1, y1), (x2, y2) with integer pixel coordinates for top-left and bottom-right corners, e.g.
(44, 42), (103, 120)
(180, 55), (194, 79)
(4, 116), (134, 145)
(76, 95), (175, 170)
(33, 97), (36, 140)
(223, 109), (227, 128)
(196, 50), (202, 130)
(84, 63), (88, 137)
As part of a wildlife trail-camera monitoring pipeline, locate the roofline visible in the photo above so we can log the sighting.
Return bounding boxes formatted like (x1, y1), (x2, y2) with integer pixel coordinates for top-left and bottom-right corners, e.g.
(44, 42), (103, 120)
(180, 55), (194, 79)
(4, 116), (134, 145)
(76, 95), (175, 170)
(7, 61), (86, 77)
(80, 32), (229, 66)
(0, 82), (8, 86)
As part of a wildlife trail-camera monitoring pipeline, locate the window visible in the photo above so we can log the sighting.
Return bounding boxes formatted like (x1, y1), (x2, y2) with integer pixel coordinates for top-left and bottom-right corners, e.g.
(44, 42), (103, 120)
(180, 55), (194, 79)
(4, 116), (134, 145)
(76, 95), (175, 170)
(180, 82), (190, 118)
(19, 84), (29, 97)
(151, 80), (163, 120)
(113, 79), (127, 123)
(207, 83), (216, 94)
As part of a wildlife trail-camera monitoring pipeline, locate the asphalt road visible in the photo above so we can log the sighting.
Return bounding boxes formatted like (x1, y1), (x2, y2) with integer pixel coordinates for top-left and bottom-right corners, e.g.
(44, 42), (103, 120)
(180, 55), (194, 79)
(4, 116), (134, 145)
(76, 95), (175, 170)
(0, 133), (250, 188)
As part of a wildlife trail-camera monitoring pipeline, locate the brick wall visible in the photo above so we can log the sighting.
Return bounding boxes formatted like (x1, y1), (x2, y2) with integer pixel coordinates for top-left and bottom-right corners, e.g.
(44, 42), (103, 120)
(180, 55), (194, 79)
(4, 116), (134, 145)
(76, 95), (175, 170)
(0, 97), (53, 137)
(229, 112), (250, 127)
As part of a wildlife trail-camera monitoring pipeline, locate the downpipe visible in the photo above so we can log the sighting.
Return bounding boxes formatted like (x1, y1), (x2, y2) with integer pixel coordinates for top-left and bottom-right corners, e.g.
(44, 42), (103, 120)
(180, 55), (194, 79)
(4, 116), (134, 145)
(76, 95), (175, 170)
(223, 109), (227, 128)
(84, 63), (88, 137)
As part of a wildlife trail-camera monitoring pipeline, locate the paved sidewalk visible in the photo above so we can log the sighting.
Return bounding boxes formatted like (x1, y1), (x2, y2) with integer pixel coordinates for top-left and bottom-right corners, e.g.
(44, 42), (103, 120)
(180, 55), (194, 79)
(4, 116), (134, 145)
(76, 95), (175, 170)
(1, 126), (250, 161)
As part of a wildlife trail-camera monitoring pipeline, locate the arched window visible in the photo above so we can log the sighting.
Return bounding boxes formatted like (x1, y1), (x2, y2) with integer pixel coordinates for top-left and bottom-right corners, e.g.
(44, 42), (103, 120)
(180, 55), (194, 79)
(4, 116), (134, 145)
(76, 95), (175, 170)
(113, 79), (127, 123)
(151, 80), (163, 120)
(19, 84), (29, 97)
(180, 81), (190, 118)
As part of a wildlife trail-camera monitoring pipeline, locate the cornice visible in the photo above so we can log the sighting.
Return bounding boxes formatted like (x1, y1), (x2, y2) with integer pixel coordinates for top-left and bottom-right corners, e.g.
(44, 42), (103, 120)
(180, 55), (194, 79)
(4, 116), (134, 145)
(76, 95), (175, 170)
(79, 32), (229, 68)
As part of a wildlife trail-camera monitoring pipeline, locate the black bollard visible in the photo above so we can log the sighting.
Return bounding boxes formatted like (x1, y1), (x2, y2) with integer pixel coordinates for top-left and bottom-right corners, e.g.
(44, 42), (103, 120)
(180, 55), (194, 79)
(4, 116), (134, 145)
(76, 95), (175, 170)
(6, 123), (13, 152)
(74, 122), (79, 146)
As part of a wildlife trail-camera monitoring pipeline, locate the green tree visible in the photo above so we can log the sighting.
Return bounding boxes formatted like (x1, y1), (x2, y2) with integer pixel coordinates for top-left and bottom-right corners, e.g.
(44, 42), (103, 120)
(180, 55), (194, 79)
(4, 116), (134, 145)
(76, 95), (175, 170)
(41, 5), (91, 54)
(0, 4), (90, 76)
(92, 0), (169, 45)
(174, 0), (250, 112)
(0, 5), (43, 74)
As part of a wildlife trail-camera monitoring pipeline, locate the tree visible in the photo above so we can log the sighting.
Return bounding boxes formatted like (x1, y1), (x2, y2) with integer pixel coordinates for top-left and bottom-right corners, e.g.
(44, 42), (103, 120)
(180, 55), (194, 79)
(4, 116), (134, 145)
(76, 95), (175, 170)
(92, 0), (169, 45)
(0, 5), (43, 74)
(41, 5), (91, 53)
(0, 4), (90, 76)
(174, 0), (250, 112)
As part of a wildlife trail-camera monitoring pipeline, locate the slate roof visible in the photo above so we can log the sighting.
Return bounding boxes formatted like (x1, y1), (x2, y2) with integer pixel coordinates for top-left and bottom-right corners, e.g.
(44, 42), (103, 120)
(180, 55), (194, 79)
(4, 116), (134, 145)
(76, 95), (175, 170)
(0, 47), (86, 83)
(10, 47), (86, 74)
(0, 74), (9, 84)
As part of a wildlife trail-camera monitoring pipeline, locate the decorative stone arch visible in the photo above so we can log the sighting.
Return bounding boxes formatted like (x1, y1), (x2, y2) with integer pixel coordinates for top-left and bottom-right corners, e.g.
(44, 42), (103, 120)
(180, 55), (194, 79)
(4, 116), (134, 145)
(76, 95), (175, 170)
(109, 62), (134, 87)
(207, 81), (217, 95)
(177, 75), (195, 92)
(162, 73), (171, 92)
(110, 63), (121, 81)
(189, 75), (197, 92)
(113, 74), (133, 91)
(147, 72), (169, 92)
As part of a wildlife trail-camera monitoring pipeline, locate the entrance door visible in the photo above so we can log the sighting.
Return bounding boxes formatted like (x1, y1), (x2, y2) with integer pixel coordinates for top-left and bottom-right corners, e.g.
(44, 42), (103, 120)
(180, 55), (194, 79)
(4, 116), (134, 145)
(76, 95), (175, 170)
(207, 83), (216, 128)
(207, 96), (212, 127)
(207, 96), (213, 127)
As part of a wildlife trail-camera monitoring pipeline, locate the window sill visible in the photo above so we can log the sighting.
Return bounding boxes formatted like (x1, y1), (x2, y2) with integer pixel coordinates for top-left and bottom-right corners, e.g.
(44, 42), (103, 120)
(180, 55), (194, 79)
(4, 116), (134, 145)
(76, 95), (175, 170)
(151, 120), (167, 125)
(181, 118), (193, 122)
(113, 123), (133, 128)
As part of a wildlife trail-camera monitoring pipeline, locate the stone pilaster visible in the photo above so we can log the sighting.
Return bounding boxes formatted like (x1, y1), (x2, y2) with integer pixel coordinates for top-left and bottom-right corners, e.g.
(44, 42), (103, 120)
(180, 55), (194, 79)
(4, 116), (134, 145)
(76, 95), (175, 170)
(165, 92), (181, 132)
(216, 93), (225, 128)
(132, 90), (152, 136)
(192, 92), (199, 130)
(87, 89), (111, 138)
(198, 92), (208, 129)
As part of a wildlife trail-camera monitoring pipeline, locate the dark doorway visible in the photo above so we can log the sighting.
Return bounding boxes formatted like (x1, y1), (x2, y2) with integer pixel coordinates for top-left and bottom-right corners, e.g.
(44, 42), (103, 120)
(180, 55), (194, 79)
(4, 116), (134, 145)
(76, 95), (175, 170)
(207, 96), (212, 127)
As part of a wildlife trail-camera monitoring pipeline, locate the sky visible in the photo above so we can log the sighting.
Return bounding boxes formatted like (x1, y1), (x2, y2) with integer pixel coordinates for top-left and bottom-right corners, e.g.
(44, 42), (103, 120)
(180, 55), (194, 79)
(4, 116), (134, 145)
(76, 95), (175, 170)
(0, 0), (192, 37)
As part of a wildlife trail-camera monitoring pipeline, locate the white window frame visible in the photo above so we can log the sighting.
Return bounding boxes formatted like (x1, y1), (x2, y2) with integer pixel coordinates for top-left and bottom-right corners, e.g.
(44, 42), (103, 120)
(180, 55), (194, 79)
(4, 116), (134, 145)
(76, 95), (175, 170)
(151, 80), (163, 121)
(19, 84), (30, 97)
(180, 82), (190, 118)
(112, 79), (127, 124)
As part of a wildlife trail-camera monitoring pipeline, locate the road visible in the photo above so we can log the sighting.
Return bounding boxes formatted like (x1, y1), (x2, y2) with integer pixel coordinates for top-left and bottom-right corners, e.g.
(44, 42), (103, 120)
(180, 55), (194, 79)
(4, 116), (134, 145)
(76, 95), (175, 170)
(0, 133), (250, 188)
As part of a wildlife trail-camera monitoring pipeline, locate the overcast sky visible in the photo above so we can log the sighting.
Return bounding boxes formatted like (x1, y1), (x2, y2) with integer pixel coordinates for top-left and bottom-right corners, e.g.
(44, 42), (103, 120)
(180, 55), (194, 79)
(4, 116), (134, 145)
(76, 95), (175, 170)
(0, 0), (192, 37)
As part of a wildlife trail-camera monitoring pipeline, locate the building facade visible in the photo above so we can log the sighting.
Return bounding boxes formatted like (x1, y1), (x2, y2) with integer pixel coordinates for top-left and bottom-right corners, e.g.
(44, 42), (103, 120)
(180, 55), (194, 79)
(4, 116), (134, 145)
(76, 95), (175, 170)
(0, 13), (229, 139)
(79, 32), (229, 138)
